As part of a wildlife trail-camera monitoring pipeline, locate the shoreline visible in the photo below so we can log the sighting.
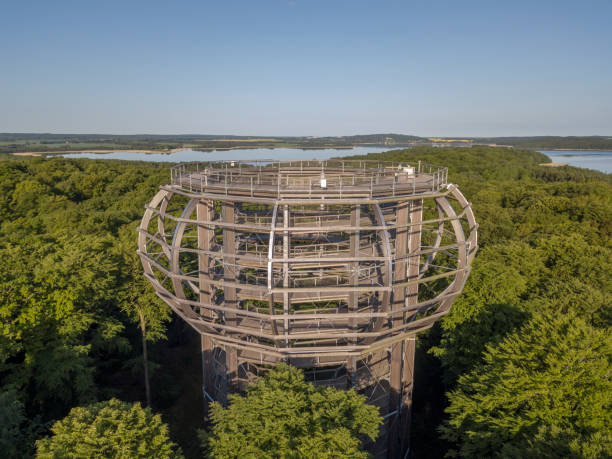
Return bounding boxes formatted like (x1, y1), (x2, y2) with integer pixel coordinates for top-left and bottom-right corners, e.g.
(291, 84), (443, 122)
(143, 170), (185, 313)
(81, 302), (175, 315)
(539, 162), (569, 167)
(12, 149), (172, 156)
(538, 148), (612, 151)
(10, 145), (361, 157)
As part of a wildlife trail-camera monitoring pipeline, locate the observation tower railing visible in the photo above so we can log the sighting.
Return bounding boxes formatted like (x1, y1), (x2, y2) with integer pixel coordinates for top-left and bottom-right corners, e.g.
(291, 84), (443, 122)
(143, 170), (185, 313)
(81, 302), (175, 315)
(169, 159), (449, 198)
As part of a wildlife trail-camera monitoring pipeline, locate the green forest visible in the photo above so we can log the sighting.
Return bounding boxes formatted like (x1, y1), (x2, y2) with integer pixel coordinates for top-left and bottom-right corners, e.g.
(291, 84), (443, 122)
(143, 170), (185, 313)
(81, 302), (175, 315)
(474, 136), (612, 150)
(0, 146), (610, 458)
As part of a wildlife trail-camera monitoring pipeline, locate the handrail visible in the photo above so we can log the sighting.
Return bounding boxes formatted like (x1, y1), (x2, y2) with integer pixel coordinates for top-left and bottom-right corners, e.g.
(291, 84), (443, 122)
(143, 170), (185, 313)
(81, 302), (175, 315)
(169, 159), (448, 198)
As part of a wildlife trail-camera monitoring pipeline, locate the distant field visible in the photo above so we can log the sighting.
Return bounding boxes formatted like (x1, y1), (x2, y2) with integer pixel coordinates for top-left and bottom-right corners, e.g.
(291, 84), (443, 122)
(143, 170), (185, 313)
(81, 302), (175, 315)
(207, 138), (281, 142)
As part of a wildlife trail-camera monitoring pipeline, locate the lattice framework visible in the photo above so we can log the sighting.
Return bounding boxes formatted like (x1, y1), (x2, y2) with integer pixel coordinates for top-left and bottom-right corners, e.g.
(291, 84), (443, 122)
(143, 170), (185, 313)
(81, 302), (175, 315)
(138, 159), (477, 457)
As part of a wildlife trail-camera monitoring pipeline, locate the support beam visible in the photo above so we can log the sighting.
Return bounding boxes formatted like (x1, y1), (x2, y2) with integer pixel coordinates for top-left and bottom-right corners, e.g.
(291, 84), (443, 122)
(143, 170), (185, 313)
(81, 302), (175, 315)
(347, 204), (360, 386)
(283, 205), (290, 346)
(399, 199), (422, 455)
(389, 201), (409, 458)
(197, 199), (215, 408)
(223, 201), (238, 392)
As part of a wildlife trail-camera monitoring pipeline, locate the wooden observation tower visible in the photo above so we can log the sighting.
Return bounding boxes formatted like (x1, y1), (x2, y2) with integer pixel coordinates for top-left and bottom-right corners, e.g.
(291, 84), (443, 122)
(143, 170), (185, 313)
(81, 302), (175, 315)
(138, 159), (477, 457)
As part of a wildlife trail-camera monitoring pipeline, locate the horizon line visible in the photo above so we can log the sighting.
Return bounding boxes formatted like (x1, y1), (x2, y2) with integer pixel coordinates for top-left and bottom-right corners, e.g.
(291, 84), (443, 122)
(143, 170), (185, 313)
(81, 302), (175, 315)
(1, 132), (611, 138)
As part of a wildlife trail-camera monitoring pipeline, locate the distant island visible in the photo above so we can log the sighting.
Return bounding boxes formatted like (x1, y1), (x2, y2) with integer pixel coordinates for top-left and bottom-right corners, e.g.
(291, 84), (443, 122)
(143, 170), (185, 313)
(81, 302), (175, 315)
(1, 133), (612, 156)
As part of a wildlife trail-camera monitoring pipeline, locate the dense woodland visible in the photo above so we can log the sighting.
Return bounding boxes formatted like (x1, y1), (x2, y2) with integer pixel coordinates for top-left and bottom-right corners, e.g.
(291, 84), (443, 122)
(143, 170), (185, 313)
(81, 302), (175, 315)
(474, 135), (612, 150)
(0, 146), (610, 457)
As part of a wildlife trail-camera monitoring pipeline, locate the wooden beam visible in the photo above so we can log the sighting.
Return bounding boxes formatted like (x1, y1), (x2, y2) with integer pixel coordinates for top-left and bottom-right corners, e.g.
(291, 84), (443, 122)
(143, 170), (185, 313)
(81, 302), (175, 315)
(223, 201), (238, 392)
(197, 199), (215, 407)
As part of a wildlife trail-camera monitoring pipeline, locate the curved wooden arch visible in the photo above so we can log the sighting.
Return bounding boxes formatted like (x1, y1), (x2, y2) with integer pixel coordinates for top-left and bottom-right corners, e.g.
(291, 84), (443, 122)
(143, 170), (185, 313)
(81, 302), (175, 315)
(139, 196), (476, 355)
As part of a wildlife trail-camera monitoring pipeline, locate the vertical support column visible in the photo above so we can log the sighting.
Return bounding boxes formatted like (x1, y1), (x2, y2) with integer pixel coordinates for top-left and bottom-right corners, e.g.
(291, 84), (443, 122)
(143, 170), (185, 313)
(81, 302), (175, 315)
(197, 199), (215, 408)
(406, 199), (422, 307)
(282, 205), (290, 347)
(223, 201), (238, 391)
(348, 204), (360, 386)
(389, 201), (409, 458)
(399, 199), (422, 455)
(267, 204), (280, 349)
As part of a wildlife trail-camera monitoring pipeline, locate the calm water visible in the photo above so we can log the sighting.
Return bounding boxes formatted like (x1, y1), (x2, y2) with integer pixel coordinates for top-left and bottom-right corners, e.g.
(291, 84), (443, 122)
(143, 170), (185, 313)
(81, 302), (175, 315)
(61, 147), (612, 174)
(539, 150), (612, 174)
(61, 147), (391, 162)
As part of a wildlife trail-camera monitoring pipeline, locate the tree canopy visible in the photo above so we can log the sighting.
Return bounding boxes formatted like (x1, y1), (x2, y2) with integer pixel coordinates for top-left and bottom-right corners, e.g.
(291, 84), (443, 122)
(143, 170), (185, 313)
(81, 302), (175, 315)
(203, 364), (382, 458)
(440, 312), (611, 458)
(36, 398), (183, 458)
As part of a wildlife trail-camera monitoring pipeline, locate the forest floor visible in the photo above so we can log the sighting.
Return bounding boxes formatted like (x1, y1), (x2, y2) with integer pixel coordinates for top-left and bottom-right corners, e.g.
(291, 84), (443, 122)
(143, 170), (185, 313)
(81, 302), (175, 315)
(155, 326), (207, 458)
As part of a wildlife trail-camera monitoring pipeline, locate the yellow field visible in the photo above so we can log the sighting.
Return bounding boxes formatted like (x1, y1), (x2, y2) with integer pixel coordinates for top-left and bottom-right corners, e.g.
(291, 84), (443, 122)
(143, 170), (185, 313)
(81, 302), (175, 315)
(209, 138), (280, 142)
(428, 138), (472, 143)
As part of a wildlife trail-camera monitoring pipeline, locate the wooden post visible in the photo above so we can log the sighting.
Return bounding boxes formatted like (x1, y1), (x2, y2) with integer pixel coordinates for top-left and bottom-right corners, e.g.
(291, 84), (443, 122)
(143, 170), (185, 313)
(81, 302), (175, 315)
(389, 201), (409, 458)
(223, 201), (238, 392)
(348, 204), (360, 386)
(197, 199), (215, 409)
(400, 199), (422, 455)
(283, 205), (290, 346)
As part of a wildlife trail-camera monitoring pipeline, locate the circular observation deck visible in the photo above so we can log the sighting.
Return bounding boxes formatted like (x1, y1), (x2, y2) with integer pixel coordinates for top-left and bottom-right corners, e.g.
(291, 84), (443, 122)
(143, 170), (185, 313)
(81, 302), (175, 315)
(168, 159), (449, 201)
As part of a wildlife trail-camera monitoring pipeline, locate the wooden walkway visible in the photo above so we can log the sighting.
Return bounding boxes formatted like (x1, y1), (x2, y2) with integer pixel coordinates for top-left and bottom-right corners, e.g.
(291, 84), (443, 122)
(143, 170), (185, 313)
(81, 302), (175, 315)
(170, 160), (449, 199)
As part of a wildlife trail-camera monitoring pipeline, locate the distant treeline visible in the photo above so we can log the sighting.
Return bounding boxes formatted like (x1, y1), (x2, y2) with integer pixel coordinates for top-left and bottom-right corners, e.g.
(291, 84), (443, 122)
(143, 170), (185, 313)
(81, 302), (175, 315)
(475, 135), (612, 150)
(0, 133), (360, 154)
(2, 133), (611, 154)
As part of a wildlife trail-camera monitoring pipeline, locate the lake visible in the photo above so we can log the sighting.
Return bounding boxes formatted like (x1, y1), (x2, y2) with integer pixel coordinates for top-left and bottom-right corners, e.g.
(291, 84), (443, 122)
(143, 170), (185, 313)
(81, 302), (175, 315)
(61, 146), (391, 163)
(60, 147), (612, 174)
(538, 150), (612, 174)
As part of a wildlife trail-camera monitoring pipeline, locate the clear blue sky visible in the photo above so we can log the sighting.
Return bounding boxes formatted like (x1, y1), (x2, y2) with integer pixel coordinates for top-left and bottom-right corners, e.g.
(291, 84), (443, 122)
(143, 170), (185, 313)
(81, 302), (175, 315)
(1, 0), (610, 136)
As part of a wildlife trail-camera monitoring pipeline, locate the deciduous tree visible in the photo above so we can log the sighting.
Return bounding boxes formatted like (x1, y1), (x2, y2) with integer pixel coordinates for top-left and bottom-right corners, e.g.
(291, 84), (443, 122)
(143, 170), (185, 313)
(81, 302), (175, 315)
(203, 363), (382, 458)
(440, 312), (611, 458)
(36, 398), (182, 458)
